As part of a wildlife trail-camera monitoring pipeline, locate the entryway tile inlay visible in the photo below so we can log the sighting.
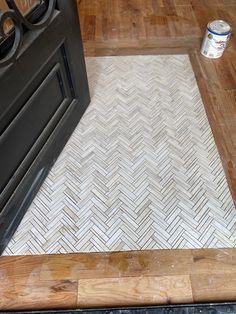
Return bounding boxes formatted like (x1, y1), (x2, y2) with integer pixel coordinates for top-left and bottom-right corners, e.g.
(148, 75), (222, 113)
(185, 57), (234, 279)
(4, 55), (236, 255)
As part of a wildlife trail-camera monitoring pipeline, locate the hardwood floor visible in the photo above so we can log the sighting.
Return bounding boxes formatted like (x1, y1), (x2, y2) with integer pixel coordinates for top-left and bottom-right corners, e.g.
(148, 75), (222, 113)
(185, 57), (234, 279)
(78, 0), (235, 53)
(1, 249), (236, 310)
(0, 0), (236, 310)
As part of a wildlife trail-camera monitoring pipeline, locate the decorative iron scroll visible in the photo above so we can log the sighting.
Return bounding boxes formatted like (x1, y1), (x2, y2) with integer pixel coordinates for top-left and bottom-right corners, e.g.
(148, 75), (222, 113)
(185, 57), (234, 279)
(0, 0), (56, 67)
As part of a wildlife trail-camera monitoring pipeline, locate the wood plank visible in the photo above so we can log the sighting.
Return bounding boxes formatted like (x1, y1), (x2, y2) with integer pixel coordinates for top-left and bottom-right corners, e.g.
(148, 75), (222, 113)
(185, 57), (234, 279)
(0, 256), (44, 283)
(77, 276), (193, 308)
(0, 256), (77, 310)
(191, 249), (236, 274)
(0, 279), (78, 311)
(191, 274), (236, 302)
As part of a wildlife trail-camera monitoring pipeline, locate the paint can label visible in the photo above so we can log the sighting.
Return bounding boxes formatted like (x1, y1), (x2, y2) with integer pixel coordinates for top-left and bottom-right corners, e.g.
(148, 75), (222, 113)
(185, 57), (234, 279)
(201, 20), (231, 59)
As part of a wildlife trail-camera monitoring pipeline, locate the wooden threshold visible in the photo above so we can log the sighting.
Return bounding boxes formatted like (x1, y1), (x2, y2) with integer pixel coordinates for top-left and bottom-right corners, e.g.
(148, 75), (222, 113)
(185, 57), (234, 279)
(1, 248), (236, 311)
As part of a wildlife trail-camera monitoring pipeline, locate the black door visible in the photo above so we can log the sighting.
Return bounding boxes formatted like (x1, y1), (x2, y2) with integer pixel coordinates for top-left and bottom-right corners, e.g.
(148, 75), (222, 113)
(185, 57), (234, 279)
(0, 0), (90, 253)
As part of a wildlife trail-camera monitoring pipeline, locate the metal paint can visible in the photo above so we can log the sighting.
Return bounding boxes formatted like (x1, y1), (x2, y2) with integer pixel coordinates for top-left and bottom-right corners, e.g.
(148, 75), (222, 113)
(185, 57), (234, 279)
(201, 20), (231, 59)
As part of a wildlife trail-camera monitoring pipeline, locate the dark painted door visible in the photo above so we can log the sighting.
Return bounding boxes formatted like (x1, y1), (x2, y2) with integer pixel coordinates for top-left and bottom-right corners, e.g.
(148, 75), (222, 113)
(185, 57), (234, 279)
(0, 0), (90, 253)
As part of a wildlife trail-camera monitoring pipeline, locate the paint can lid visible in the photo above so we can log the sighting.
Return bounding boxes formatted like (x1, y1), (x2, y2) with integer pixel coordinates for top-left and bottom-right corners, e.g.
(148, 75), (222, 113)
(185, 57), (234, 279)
(208, 20), (231, 35)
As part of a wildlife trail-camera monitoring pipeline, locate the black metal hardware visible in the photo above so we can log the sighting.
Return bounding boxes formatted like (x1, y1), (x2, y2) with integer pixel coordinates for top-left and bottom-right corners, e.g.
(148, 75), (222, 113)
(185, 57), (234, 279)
(0, 0), (56, 66)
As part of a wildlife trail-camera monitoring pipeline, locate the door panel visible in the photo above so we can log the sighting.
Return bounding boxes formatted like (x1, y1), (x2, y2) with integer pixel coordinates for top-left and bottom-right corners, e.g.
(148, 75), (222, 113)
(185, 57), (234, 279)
(0, 0), (90, 253)
(0, 61), (71, 194)
(0, 46), (72, 133)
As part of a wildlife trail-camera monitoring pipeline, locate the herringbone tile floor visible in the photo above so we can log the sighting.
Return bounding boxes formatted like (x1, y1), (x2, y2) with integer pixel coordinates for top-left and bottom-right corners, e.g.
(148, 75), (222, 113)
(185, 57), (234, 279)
(4, 55), (236, 255)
